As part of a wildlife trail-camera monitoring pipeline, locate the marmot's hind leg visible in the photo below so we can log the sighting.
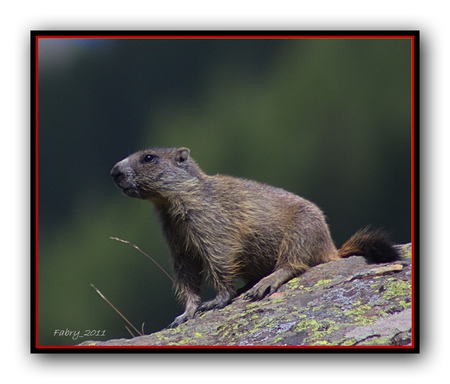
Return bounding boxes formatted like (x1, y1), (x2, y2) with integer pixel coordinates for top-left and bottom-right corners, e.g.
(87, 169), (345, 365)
(243, 266), (303, 301)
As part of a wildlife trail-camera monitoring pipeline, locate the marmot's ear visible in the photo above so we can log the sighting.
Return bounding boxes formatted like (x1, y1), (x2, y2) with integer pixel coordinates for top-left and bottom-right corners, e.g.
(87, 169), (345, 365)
(176, 147), (190, 163)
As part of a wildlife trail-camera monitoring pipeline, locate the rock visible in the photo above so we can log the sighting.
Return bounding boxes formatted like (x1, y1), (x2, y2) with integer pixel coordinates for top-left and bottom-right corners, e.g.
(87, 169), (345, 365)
(79, 244), (413, 347)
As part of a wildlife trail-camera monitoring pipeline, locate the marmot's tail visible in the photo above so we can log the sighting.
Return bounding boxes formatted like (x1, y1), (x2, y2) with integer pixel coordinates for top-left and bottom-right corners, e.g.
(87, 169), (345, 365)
(338, 227), (400, 263)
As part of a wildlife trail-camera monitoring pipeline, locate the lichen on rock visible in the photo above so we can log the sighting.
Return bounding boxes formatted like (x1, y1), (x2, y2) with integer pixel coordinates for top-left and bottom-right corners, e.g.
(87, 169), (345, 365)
(79, 243), (414, 348)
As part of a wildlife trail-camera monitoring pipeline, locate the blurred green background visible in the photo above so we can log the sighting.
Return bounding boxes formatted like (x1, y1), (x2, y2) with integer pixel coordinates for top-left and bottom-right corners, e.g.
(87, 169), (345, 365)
(37, 37), (411, 346)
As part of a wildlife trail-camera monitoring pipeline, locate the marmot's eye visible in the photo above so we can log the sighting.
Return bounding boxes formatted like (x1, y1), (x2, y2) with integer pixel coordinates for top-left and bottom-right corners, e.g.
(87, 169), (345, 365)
(142, 154), (156, 163)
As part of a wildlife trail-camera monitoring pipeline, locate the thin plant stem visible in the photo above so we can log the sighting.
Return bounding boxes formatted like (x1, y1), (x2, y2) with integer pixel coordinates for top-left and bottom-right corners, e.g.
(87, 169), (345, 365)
(110, 237), (174, 283)
(90, 284), (142, 336)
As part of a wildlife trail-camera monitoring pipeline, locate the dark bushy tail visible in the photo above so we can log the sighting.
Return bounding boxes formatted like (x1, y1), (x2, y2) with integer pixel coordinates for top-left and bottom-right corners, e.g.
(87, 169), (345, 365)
(338, 227), (400, 263)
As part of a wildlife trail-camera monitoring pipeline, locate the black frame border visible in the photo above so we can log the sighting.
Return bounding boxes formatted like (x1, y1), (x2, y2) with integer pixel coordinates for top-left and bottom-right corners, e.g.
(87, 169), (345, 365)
(30, 30), (420, 354)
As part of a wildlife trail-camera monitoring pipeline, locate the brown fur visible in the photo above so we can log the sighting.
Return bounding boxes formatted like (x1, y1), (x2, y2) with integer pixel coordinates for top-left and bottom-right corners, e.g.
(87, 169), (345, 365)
(111, 147), (400, 327)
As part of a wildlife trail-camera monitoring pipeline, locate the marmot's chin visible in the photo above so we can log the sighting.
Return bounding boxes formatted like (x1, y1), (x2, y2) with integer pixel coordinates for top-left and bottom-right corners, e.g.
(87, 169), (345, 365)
(122, 187), (141, 198)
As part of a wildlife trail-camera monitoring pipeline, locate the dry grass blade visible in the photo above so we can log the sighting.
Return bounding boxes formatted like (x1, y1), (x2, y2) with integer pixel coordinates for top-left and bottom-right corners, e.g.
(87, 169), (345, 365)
(90, 284), (142, 337)
(125, 326), (136, 338)
(110, 236), (174, 283)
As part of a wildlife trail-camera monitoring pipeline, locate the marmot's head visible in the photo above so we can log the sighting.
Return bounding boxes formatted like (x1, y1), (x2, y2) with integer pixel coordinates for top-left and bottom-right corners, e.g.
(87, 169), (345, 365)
(111, 147), (201, 201)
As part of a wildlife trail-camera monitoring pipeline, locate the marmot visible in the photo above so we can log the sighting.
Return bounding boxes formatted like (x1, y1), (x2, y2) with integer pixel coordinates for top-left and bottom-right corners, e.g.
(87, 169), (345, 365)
(111, 147), (400, 328)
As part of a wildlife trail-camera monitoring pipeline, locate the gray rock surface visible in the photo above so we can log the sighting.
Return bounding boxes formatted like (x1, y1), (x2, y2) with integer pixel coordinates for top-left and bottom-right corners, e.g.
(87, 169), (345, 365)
(79, 244), (413, 347)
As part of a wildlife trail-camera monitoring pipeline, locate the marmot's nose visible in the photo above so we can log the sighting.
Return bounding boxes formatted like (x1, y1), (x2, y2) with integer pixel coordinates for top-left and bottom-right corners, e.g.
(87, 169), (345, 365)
(110, 163), (124, 184)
